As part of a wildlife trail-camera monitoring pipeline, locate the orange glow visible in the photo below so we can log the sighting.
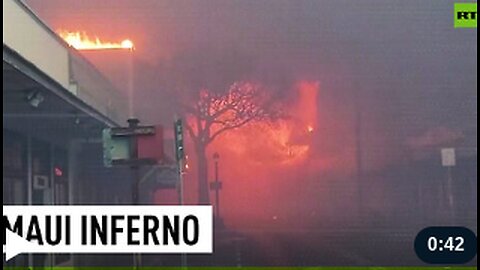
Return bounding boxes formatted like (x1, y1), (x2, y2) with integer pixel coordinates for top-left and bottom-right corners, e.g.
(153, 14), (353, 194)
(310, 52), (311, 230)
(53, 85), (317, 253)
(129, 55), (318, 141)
(205, 80), (320, 229)
(209, 81), (320, 166)
(181, 80), (322, 230)
(307, 125), (314, 133)
(120, 39), (134, 49)
(57, 31), (134, 50)
(295, 81), (319, 129)
(219, 120), (311, 166)
(184, 155), (190, 171)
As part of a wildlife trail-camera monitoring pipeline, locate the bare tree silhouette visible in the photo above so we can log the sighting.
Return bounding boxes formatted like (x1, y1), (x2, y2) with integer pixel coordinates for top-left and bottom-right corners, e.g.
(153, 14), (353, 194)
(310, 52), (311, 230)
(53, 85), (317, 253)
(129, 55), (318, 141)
(182, 81), (281, 204)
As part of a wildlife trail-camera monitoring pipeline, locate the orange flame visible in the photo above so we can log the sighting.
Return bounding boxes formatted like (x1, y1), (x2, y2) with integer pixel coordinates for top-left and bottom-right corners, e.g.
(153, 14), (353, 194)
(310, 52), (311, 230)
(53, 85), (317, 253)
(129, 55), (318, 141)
(219, 120), (310, 166)
(193, 81), (320, 167)
(57, 31), (134, 50)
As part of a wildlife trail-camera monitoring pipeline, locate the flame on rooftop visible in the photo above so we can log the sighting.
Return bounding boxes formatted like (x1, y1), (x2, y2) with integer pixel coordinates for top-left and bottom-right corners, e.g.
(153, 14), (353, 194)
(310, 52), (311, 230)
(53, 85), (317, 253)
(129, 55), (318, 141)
(58, 30), (134, 51)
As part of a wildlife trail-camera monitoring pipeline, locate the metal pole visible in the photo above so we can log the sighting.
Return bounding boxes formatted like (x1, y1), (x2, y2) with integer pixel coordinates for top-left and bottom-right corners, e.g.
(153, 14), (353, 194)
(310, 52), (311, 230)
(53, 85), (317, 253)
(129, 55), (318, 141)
(447, 166), (455, 221)
(128, 48), (135, 118)
(214, 159), (220, 218)
(180, 170), (188, 269)
(174, 118), (188, 269)
(179, 159), (185, 205)
(128, 118), (141, 205)
(128, 118), (141, 269)
(179, 162), (188, 269)
(27, 135), (33, 267)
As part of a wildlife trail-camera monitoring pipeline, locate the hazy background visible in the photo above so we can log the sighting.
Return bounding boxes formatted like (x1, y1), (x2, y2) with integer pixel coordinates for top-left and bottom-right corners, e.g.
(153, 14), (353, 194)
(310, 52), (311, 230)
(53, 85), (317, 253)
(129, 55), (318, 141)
(25, 0), (477, 230)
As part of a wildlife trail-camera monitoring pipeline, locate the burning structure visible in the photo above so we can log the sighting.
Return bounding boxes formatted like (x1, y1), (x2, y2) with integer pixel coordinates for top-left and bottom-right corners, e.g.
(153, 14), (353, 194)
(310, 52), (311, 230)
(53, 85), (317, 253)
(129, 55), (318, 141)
(58, 31), (134, 50)
(21, 0), (477, 266)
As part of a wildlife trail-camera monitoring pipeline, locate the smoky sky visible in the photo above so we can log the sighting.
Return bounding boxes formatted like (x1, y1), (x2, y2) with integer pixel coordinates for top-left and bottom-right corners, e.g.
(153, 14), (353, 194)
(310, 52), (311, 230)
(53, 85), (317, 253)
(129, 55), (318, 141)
(20, 0), (478, 242)
(26, 0), (477, 144)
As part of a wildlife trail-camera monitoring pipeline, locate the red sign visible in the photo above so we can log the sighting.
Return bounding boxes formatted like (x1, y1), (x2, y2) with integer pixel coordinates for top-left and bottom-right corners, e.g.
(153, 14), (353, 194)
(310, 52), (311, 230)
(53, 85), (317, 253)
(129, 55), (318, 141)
(137, 125), (164, 163)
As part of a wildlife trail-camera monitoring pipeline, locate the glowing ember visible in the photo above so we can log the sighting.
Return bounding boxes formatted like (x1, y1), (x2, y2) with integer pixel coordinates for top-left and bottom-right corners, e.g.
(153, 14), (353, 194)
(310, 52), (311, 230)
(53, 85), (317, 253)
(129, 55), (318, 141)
(121, 39), (134, 49)
(307, 125), (314, 133)
(184, 155), (190, 171)
(57, 31), (134, 50)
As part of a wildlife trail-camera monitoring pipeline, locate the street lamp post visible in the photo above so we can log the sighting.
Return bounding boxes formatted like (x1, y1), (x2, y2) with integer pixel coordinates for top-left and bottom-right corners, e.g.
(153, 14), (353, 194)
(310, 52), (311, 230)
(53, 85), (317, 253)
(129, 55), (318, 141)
(211, 152), (223, 225)
(127, 47), (135, 118)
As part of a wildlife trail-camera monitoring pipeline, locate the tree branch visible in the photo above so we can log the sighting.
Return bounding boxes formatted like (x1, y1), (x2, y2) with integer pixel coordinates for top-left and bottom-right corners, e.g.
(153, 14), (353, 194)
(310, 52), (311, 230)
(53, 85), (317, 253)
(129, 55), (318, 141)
(208, 117), (255, 144)
(181, 81), (283, 147)
(184, 121), (198, 144)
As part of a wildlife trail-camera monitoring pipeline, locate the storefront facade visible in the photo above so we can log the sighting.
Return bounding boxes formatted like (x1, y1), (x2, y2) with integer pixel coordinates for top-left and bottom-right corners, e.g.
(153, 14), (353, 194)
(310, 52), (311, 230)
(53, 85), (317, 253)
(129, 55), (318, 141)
(3, 0), (130, 267)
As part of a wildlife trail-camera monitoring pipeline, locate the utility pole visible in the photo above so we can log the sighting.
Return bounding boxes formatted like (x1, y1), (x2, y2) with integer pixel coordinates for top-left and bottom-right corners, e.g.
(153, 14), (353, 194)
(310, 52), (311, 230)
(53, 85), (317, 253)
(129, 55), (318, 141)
(103, 117), (159, 269)
(441, 148), (456, 222)
(174, 118), (188, 269)
(128, 118), (141, 204)
(128, 118), (142, 269)
(446, 166), (455, 221)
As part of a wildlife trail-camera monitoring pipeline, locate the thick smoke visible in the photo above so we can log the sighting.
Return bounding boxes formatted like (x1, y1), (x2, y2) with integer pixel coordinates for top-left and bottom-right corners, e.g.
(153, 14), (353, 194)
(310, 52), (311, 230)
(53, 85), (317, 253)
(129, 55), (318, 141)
(26, 0), (477, 232)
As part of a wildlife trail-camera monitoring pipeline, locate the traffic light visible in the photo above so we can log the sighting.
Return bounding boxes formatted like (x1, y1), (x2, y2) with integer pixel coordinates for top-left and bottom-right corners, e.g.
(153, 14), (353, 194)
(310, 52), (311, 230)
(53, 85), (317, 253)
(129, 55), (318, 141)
(174, 119), (185, 162)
